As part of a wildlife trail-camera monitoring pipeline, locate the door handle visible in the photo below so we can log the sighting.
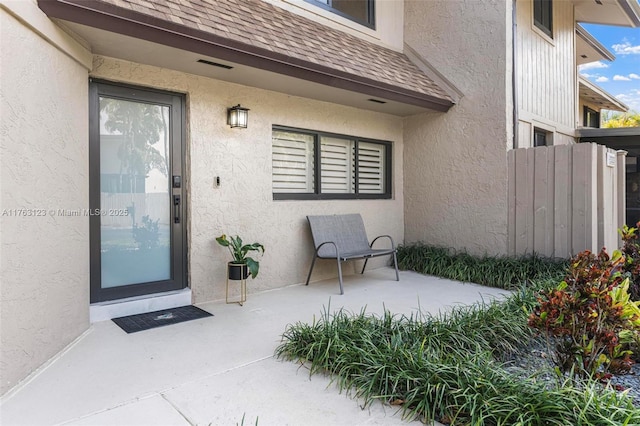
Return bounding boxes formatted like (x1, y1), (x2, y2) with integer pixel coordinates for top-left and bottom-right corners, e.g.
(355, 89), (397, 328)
(174, 195), (181, 224)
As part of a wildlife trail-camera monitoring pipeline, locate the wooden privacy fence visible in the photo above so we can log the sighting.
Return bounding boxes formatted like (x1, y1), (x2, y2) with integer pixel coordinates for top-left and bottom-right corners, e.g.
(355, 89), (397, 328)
(508, 143), (625, 259)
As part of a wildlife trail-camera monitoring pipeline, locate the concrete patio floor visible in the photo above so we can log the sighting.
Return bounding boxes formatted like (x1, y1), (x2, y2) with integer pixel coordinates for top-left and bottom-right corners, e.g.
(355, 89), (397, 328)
(1, 268), (509, 426)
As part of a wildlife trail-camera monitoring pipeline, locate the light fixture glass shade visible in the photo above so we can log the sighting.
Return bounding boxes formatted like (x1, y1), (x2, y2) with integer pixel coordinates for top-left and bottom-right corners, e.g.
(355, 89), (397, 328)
(227, 104), (249, 128)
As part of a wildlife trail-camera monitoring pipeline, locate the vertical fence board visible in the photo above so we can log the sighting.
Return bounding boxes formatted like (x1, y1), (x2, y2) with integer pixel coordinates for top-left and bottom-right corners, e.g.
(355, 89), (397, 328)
(514, 149), (530, 254)
(526, 148), (536, 252)
(597, 144), (605, 250)
(617, 151), (627, 247)
(508, 144), (622, 258)
(554, 145), (571, 258)
(507, 150), (517, 254)
(533, 147), (548, 254)
(545, 147), (556, 255)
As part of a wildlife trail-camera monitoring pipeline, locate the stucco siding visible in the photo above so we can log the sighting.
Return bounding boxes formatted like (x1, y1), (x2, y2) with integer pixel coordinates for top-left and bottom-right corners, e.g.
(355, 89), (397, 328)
(90, 56), (405, 303)
(1, 6), (90, 395)
(516, 0), (576, 146)
(403, 0), (511, 255)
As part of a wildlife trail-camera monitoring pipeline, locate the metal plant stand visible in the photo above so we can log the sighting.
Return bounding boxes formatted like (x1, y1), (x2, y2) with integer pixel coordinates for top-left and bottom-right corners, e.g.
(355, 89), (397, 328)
(226, 263), (247, 306)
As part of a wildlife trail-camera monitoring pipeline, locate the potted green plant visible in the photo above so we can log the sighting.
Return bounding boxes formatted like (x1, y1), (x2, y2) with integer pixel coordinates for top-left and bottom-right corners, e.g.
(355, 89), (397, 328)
(216, 234), (265, 280)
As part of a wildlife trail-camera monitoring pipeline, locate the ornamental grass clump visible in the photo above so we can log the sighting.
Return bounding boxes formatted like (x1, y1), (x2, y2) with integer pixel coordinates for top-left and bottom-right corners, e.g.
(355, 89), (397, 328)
(276, 292), (640, 425)
(396, 244), (567, 290)
(528, 248), (640, 379)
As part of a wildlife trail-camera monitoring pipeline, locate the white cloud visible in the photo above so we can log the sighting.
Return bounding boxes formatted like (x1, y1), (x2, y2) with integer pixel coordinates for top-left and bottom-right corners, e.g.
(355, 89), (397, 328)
(630, 73), (640, 80)
(614, 75), (632, 81)
(612, 41), (640, 55)
(596, 76), (609, 82)
(616, 91), (640, 112)
(580, 72), (595, 78)
(578, 61), (610, 71)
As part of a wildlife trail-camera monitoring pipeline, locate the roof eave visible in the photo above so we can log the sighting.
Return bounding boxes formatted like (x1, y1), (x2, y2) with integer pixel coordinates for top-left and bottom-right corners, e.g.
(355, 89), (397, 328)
(578, 76), (629, 112)
(37, 0), (454, 112)
(617, 0), (640, 27)
(575, 24), (615, 62)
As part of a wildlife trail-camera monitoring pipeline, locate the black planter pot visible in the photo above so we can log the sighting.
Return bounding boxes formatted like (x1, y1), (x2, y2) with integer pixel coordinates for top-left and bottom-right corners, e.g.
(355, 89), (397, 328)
(228, 262), (249, 280)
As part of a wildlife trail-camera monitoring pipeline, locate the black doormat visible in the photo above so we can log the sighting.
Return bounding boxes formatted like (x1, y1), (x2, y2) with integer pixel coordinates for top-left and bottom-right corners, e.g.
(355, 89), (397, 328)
(112, 305), (213, 333)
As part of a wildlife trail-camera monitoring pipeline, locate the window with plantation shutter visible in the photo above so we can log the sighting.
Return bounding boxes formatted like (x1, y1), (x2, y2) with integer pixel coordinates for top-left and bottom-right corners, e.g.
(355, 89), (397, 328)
(357, 142), (385, 194)
(320, 137), (355, 194)
(272, 130), (314, 193)
(272, 126), (391, 200)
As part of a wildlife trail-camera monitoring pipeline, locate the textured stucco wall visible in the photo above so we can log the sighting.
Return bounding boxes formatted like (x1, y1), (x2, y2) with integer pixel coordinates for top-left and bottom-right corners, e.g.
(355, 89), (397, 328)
(90, 56), (405, 303)
(403, 0), (512, 255)
(1, 6), (90, 395)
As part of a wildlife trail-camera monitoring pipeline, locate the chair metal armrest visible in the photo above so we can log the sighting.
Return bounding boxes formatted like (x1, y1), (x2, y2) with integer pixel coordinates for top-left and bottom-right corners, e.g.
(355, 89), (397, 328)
(315, 241), (341, 259)
(369, 235), (396, 250)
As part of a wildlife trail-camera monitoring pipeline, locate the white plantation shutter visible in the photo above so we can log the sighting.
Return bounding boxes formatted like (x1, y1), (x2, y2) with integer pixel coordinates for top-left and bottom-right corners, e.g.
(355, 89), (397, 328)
(272, 130), (314, 193)
(320, 136), (355, 193)
(357, 142), (385, 194)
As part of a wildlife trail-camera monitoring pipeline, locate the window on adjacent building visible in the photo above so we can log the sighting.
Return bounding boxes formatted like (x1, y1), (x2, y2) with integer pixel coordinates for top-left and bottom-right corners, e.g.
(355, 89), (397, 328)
(533, 127), (552, 147)
(583, 106), (600, 128)
(533, 0), (553, 38)
(307, 0), (375, 28)
(272, 127), (391, 199)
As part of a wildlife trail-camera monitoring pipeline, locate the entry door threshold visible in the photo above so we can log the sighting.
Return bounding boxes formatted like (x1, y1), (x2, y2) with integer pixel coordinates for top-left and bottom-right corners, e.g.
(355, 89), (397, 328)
(90, 288), (192, 323)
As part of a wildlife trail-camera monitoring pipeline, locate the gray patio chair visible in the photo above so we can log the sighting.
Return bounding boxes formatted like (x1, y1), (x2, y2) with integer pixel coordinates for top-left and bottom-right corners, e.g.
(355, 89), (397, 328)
(305, 214), (400, 294)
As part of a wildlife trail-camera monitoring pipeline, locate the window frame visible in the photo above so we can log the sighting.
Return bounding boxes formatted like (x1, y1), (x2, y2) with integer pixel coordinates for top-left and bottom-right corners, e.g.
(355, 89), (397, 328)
(533, 0), (553, 39)
(583, 106), (600, 128)
(305, 0), (375, 29)
(533, 127), (552, 147)
(272, 126), (392, 200)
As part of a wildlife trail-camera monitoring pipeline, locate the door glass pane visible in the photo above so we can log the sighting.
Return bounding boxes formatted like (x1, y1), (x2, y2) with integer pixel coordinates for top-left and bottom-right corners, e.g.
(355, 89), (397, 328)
(99, 97), (171, 288)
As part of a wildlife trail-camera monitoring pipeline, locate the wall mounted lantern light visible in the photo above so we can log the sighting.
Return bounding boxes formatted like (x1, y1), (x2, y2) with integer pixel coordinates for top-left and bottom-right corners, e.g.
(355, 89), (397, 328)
(227, 104), (249, 128)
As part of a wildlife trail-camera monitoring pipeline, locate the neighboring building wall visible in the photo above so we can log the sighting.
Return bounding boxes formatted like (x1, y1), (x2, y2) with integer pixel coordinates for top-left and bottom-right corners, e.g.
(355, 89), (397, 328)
(90, 56), (405, 303)
(0, 2), (92, 395)
(516, 0), (576, 147)
(403, 0), (512, 255)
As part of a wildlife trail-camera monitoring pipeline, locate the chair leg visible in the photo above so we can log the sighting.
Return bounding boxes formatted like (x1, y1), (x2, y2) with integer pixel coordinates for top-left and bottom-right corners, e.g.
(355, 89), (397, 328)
(306, 253), (318, 286)
(361, 258), (369, 275)
(392, 252), (399, 281)
(336, 258), (344, 295)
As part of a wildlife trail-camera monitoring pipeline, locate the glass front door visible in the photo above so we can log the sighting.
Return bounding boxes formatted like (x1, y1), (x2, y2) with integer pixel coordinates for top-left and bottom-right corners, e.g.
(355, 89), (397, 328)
(89, 81), (186, 303)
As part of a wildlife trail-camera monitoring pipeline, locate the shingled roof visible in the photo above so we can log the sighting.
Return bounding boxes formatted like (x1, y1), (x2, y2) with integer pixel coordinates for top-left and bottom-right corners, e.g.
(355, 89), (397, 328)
(38, 0), (455, 112)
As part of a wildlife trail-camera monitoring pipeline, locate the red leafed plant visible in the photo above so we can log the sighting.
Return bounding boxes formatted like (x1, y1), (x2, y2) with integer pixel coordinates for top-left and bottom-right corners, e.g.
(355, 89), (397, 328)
(528, 249), (640, 379)
(619, 223), (640, 301)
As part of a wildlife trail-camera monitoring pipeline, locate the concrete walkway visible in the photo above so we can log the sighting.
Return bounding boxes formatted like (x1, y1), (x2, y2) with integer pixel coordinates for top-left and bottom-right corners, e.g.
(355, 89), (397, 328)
(1, 269), (509, 426)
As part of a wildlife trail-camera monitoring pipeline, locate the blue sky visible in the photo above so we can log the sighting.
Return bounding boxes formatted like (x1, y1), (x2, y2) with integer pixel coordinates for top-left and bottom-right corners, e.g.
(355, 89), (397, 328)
(580, 22), (640, 113)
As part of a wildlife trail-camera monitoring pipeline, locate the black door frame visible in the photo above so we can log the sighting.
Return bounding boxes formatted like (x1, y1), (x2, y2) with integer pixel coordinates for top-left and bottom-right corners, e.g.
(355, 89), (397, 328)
(89, 79), (187, 303)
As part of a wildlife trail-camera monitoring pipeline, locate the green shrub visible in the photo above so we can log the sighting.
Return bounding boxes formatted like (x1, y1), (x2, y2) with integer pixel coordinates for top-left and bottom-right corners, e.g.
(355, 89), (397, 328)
(528, 249), (640, 378)
(276, 292), (640, 425)
(396, 244), (567, 290)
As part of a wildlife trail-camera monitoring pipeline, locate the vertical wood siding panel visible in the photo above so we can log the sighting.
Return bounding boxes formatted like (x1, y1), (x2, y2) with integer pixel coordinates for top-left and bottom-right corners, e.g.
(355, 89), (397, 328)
(516, 0), (575, 129)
